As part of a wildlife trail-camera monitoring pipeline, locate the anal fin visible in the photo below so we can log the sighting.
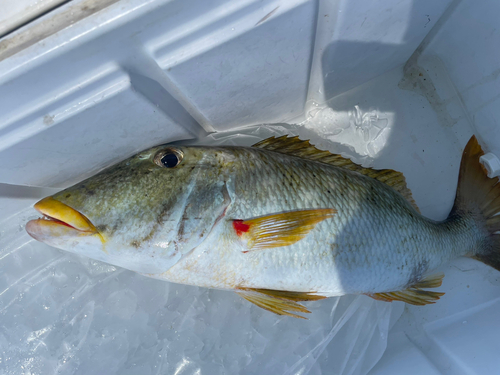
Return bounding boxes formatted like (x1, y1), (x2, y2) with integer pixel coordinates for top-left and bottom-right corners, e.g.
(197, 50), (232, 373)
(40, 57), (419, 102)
(365, 273), (445, 306)
(236, 288), (326, 319)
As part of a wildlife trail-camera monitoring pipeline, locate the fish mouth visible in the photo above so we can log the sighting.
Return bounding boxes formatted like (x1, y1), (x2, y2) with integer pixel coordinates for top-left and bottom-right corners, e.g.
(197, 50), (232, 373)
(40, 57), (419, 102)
(26, 197), (101, 240)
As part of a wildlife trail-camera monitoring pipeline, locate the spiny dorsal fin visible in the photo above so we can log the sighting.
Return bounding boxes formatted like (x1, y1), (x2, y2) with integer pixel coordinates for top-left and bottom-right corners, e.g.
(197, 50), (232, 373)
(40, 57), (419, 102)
(365, 273), (445, 306)
(236, 288), (326, 319)
(252, 135), (420, 213)
(233, 208), (336, 252)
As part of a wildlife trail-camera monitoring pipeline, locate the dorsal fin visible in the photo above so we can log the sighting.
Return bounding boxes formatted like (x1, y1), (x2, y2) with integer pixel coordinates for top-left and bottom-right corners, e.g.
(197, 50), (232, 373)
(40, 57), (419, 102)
(252, 135), (420, 212)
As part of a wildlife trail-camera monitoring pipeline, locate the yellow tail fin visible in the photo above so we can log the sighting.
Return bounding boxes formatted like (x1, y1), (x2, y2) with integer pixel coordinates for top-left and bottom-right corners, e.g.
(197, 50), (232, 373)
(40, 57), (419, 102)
(454, 136), (500, 270)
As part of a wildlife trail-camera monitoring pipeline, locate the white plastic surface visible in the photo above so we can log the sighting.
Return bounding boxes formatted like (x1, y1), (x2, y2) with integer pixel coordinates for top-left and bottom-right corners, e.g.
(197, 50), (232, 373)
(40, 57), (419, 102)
(480, 153), (500, 178)
(1, 0), (500, 374)
(0, 0), (67, 37)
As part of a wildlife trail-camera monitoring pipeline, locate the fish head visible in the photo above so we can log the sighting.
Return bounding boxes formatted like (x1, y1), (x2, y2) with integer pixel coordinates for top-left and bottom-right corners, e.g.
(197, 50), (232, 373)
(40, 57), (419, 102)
(26, 144), (235, 274)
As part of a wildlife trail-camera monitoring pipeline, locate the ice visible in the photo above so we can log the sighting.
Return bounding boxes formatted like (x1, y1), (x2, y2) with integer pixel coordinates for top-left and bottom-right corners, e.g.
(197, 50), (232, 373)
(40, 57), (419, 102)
(303, 104), (392, 159)
(0, 126), (403, 375)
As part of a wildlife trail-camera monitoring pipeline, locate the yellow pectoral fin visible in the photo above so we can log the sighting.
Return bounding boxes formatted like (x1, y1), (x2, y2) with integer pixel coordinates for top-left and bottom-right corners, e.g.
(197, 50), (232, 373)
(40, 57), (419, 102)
(236, 288), (327, 319)
(233, 208), (336, 252)
(366, 273), (445, 306)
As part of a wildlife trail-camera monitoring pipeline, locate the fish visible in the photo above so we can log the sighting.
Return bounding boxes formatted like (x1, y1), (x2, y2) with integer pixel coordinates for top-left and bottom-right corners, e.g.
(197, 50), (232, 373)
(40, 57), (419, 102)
(25, 135), (500, 319)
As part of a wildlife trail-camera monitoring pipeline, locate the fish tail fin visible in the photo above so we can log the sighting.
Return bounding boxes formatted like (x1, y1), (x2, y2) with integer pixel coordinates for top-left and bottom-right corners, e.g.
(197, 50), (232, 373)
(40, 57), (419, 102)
(452, 136), (500, 270)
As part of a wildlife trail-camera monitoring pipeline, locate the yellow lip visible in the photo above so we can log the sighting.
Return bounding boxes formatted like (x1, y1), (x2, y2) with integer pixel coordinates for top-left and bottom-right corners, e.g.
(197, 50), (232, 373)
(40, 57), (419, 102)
(33, 197), (98, 233)
(28, 197), (106, 246)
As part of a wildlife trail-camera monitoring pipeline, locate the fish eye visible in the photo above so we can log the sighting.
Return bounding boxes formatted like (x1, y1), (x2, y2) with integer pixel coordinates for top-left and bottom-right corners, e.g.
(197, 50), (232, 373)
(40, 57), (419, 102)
(154, 148), (183, 168)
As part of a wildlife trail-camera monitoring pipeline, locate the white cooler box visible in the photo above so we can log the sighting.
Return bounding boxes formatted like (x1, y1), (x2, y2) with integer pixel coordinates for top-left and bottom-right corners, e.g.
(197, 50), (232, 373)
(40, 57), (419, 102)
(1, 1), (499, 374)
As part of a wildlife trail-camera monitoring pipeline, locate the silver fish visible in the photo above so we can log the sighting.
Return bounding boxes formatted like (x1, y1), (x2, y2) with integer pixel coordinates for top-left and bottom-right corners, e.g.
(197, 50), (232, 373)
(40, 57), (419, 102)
(26, 135), (500, 318)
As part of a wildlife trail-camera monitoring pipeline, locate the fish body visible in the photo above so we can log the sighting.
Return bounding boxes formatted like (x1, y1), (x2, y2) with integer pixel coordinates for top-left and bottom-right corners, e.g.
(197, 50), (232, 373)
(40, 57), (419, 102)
(26, 136), (500, 317)
(157, 147), (477, 295)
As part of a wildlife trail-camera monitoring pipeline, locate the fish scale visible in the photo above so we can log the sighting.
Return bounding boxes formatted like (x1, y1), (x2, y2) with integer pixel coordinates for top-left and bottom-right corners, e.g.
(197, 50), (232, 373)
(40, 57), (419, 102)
(26, 136), (500, 317)
(160, 147), (443, 294)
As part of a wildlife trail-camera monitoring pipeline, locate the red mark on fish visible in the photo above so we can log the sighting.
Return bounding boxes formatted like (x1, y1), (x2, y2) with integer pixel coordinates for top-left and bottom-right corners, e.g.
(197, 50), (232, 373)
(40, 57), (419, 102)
(233, 220), (250, 236)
